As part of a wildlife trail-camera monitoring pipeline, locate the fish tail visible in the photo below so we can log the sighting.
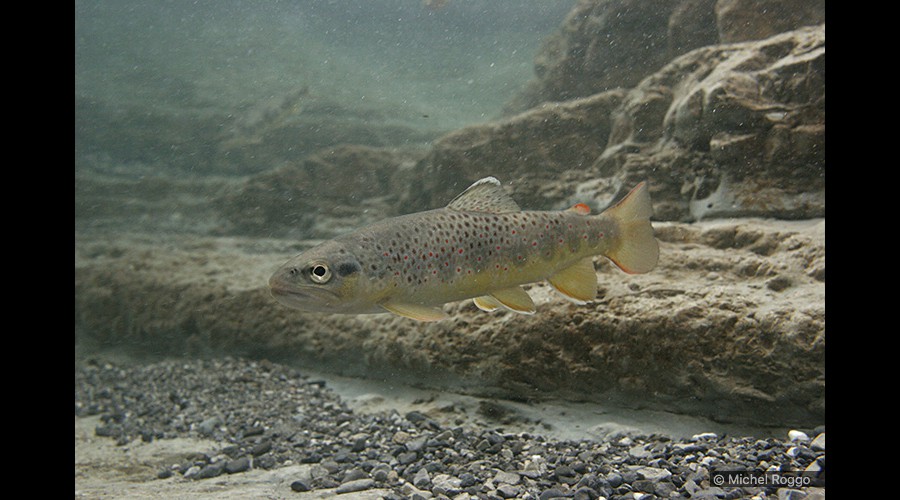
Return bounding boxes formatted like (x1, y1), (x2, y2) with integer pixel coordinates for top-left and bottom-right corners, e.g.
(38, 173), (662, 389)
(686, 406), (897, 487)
(601, 182), (659, 274)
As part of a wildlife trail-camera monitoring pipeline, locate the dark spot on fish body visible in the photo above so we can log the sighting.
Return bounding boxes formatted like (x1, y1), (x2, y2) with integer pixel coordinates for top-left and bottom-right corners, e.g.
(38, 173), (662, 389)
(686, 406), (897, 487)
(336, 261), (361, 277)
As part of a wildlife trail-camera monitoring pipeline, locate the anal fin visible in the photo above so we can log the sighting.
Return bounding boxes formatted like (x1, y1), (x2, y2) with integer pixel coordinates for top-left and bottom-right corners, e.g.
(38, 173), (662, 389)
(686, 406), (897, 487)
(547, 257), (598, 304)
(381, 302), (449, 322)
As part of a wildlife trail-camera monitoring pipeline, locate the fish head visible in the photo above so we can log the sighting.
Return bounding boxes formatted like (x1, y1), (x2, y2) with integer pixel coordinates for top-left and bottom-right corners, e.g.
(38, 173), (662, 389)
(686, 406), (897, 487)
(268, 242), (370, 314)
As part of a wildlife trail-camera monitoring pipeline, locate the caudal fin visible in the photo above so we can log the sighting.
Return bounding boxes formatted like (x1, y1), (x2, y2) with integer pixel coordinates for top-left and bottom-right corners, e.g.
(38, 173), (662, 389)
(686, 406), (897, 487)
(601, 182), (659, 274)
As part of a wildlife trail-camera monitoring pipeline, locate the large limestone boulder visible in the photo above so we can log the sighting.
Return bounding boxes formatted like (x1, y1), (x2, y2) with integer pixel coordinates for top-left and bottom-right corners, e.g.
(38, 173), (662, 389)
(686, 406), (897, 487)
(75, 216), (824, 427)
(413, 25), (824, 224)
(510, 0), (824, 109)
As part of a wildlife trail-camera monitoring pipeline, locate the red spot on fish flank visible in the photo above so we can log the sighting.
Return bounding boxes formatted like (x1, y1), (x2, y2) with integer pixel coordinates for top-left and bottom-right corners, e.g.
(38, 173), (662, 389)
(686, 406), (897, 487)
(404, 255), (409, 260)
(532, 242), (538, 246)
(477, 257), (482, 261)
(458, 249), (464, 254)
(383, 252), (389, 257)
(433, 270), (438, 275)
(511, 230), (516, 234)
(429, 252), (434, 257)
(456, 267), (461, 273)
(496, 246), (501, 250)
(599, 232), (604, 238)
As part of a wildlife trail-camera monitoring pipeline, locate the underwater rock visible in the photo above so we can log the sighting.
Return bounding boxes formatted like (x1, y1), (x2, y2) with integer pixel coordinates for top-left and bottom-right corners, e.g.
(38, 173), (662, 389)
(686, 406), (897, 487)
(407, 91), (625, 213)
(214, 144), (427, 239)
(423, 24), (824, 222)
(509, 0), (824, 109)
(218, 87), (311, 151)
(74, 217), (824, 428)
(75, 88), (438, 178)
(716, 0), (825, 43)
(601, 25), (825, 221)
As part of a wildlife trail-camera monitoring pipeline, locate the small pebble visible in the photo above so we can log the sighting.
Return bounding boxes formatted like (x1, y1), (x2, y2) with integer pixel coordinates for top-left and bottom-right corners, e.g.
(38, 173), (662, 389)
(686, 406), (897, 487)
(342, 468), (368, 482)
(606, 472), (624, 487)
(400, 482), (430, 498)
(290, 480), (311, 492)
(197, 417), (220, 436)
(634, 466), (671, 481)
(413, 467), (431, 488)
(573, 486), (599, 500)
(250, 440), (271, 456)
(336, 478), (374, 493)
(224, 457), (250, 474)
(810, 433), (825, 451)
(493, 470), (521, 485)
(497, 484), (523, 498)
(540, 488), (568, 500)
(194, 461), (225, 479)
(629, 444), (651, 458)
(431, 473), (462, 495)
(788, 430), (810, 442)
(392, 431), (412, 444)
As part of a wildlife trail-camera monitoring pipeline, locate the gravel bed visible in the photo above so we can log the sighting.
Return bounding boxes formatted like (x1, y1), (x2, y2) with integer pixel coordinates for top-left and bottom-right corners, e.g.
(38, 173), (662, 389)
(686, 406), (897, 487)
(75, 357), (825, 499)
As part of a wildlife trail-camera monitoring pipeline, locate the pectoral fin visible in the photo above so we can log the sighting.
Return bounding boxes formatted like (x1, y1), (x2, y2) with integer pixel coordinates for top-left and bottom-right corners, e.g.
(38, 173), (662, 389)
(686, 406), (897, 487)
(381, 302), (450, 321)
(547, 257), (598, 304)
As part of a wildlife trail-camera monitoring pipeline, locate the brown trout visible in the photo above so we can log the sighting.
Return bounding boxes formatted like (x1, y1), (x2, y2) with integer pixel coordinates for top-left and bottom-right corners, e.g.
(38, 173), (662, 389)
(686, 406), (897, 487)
(269, 177), (659, 321)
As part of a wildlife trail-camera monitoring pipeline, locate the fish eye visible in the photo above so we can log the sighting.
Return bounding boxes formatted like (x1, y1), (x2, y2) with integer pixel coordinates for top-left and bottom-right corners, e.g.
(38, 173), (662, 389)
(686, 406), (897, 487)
(308, 262), (332, 284)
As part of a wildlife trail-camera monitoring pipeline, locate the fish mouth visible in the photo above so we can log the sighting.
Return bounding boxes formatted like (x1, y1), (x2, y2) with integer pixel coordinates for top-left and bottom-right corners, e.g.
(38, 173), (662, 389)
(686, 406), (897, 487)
(268, 281), (340, 310)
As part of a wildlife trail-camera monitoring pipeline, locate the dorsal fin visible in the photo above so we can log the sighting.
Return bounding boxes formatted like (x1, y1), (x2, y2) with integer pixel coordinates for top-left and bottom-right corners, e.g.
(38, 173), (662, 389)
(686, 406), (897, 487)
(447, 176), (521, 213)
